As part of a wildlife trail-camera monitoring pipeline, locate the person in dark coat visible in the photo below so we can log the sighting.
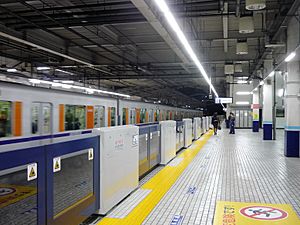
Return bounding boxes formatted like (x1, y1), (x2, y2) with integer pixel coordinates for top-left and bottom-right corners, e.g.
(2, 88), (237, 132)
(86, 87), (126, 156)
(211, 112), (220, 135)
(229, 112), (235, 134)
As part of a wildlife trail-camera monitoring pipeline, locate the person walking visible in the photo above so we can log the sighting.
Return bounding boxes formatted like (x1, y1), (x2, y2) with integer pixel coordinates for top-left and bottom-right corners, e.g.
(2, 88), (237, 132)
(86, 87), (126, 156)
(229, 112), (235, 134)
(211, 112), (220, 135)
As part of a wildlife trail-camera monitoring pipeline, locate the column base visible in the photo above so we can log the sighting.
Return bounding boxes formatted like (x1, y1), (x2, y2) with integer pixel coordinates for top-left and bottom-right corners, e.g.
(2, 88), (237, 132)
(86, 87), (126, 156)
(284, 130), (300, 157)
(263, 124), (272, 140)
(252, 121), (259, 132)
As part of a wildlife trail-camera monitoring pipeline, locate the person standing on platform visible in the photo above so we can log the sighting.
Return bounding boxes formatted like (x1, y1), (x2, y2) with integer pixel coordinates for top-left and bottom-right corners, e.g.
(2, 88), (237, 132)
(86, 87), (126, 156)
(229, 112), (235, 134)
(212, 112), (220, 135)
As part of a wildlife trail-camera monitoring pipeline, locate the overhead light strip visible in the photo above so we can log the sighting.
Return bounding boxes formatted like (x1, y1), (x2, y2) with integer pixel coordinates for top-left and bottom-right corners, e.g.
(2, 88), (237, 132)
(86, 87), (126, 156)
(28, 79), (130, 98)
(154, 0), (219, 98)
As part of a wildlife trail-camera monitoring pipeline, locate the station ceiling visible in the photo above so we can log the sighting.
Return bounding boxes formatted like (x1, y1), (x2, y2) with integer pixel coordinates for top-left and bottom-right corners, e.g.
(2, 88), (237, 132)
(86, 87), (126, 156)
(0, 0), (299, 108)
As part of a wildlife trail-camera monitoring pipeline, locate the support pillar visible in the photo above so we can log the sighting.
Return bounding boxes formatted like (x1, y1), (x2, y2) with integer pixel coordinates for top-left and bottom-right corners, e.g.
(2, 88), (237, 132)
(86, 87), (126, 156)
(262, 59), (274, 140)
(252, 90), (259, 132)
(285, 16), (300, 157)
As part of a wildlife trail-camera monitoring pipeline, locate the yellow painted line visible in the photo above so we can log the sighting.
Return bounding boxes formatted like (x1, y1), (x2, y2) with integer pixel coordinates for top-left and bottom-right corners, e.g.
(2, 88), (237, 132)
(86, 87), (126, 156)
(98, 131), (213, 225)
(213, 201), (300, 225)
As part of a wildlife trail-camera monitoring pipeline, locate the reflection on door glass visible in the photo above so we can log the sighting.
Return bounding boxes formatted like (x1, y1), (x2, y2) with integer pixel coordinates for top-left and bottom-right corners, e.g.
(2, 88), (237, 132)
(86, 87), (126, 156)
(94, 106), (105, 128)
(0, 101), (12, 138)
(110, 107), (116, 126)
(43, 104), (51, 134)
(31, 103), (39, 134)
(122, 108), (127, 125)
(0, 167), (37, 225)
(53, 151), (93, 217)
(130, 109), (136, 124)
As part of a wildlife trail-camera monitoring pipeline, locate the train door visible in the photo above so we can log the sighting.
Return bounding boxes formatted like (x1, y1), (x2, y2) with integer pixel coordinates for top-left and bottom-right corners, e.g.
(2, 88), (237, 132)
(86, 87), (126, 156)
(31, 102), (52, 135)
(94, 105), (105, 128)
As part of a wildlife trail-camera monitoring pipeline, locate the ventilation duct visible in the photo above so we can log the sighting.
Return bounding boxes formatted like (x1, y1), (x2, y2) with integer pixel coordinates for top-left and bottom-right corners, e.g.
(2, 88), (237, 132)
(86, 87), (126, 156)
(236, 42), (249, 55)
(235, 64), (243, 73)
(239, 16), (254, 33)
(224, 65), (234, 74)
(246, 0), (266, 10)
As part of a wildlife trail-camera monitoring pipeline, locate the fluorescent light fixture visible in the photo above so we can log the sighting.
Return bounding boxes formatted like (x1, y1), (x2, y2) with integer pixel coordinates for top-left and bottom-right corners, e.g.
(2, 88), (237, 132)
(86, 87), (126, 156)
(285, 52), (296, 62)
(61, 84), (71, 89)
(277, 88), (284, 97)
(236, 91), (252, 95)
(61, 80), (74, 84)
(154, 0), (218, 98)
(51, 83), (62, 87)
(254, 88), (258, 91)
(37, 66), (50, 70)
(29, 79), (41, 84)
(7, 68), (17, 72)
(27, 78), (130, 98)
(55, 69), (74, 75)
(237, 80), (248, 84)
(236, 101), (250, 105)
(268, 71), (275, 77)
(259, 81), (264, 86)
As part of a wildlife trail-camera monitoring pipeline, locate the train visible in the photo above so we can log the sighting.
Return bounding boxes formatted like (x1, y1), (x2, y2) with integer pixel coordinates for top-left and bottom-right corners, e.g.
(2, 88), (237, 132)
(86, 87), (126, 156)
(0, 81), (202, 139)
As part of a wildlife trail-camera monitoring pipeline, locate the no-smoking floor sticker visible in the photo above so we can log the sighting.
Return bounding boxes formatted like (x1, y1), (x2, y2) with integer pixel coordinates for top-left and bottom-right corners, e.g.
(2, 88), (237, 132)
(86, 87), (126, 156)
(213, 201), (300, 225)
(240, 206), (288, 221)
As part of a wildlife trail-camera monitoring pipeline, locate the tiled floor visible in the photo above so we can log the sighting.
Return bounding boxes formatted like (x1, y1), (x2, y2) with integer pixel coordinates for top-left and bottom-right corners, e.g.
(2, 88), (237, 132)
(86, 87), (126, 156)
(140, 129), (300, 225)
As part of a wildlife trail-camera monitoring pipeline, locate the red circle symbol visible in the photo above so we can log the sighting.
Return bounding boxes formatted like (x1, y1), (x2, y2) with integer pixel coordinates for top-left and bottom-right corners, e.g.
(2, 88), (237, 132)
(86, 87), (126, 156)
(240, 206), (288, 221)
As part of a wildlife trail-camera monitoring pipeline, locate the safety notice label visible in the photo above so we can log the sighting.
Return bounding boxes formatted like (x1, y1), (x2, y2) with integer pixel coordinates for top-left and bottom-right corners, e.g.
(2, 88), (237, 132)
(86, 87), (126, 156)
(213, 201), (300, 225)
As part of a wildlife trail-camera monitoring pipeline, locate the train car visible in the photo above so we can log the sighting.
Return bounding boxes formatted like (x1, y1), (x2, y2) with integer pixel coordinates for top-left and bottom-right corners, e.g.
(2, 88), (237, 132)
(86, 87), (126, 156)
(0, 81), (202, 140)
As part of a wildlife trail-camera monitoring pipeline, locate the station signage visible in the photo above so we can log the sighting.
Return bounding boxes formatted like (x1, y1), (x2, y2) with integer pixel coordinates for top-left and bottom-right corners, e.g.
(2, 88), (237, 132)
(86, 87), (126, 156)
(215, 97), (233, 104)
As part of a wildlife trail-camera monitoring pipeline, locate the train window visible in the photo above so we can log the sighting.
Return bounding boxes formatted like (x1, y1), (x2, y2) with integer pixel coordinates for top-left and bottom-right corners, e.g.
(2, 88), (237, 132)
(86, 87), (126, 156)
(31, 102), (52, 134)
(110, 107), (116, 126)
(149, 109), (154, 122)
(166, 111), (170, 120)
(154, 109), (160, 122)
(94, 105), (105, 128)
(65, 105), (86, 131)
(130, 109), (136, 124)
(0, 101), (12, 138)
(122, 108), (127, 125)
(140, 108), (146, 123)
(31, 103), (39, 134)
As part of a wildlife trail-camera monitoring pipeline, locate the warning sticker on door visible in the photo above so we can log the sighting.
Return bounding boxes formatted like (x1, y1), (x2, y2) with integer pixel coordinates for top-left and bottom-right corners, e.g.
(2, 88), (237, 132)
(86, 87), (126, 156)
(88, 148), (94, 161)
(213, 201), (300, 225)
(53, 157), (61, 173)
(27, 163), (37, 181)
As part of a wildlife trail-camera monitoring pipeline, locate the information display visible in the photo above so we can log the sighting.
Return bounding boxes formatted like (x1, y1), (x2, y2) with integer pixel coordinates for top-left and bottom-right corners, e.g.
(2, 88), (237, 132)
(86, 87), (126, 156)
(215, 97), (233, 104)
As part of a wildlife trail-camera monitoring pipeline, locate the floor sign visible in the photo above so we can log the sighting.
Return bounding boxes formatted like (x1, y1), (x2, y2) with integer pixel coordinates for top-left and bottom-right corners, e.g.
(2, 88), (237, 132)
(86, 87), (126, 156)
(213, 201), (300, 225)
(0, 184), (36, 208)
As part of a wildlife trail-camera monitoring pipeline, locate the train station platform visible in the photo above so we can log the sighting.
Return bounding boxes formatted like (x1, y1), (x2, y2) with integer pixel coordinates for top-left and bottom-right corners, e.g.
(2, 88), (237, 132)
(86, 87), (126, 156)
(92, 129), (300, 225)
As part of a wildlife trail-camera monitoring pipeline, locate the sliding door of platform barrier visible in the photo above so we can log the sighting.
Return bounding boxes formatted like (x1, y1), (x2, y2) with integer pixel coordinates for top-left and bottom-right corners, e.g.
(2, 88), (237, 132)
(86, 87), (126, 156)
(232, 109), (252, 128)
(149, 124), (160, 169)
(46, 137), (99, 225)
(0, 146), (46, 225)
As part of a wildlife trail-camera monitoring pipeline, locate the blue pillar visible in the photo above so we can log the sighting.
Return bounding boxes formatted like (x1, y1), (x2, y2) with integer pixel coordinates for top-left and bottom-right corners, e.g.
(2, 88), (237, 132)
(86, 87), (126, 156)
(284, 129), (300, 157)
(263, 122), (272, 140)
(253, 121), (259, 132)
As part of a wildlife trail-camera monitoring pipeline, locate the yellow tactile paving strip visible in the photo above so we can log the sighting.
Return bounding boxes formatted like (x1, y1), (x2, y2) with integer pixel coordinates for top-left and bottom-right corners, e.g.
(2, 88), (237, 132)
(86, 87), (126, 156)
(98, 131), (213, 225)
